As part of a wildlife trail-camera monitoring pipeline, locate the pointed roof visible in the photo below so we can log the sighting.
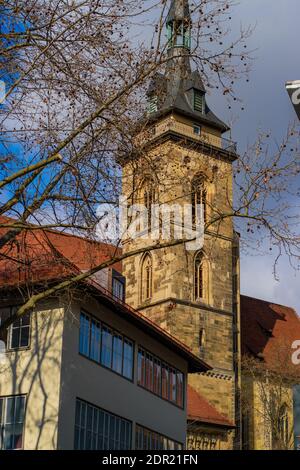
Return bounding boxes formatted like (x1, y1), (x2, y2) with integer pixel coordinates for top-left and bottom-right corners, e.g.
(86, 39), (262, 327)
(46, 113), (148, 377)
(187, 385), (234, 427)
(147, 0), (229, 133)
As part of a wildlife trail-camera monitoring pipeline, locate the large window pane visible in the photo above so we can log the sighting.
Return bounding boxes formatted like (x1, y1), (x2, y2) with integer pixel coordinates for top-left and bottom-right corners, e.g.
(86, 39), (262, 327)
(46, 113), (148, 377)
(176, 372), (183, 407)
(123, 340), (133, 379)
(101, 326), (113, 368)
(112, 334), (123, 374)
(138, 347), (184, 407)
(79, 312), (134, 380)
(79, 313), (90, 357)
(74, 399), (132, 450)
(137, 349), (145, 386)
(0, 396), (25, 450)
(153, 359), (161, 396)
(90, 320), (101, 363)
(162, 365), (169, 400)
(135, 424), (182, 451)
(145, 353), (154, 391)
(170, 369), (177, 403)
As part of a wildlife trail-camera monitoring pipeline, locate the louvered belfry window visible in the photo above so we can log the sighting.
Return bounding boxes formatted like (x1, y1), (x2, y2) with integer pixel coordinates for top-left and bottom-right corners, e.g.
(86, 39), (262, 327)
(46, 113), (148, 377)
(194, 90), (204, 113)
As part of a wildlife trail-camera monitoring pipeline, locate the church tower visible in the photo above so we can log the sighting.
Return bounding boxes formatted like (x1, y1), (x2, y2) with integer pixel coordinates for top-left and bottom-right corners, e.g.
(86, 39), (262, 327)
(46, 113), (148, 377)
(121, 0), (241, 449)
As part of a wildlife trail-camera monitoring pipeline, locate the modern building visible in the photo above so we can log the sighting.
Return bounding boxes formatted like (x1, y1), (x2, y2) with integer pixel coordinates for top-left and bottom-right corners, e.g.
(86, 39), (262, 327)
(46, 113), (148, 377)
(0, 224), (210, 450)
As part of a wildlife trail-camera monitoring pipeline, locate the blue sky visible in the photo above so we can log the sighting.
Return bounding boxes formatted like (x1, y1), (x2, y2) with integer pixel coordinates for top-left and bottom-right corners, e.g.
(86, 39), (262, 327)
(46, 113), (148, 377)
(206, 0), (300, 313)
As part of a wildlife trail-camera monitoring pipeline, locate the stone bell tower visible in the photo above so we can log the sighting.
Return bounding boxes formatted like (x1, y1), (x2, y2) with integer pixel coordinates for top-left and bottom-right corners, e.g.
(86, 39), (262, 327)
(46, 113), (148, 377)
(121, 0), (241, 449)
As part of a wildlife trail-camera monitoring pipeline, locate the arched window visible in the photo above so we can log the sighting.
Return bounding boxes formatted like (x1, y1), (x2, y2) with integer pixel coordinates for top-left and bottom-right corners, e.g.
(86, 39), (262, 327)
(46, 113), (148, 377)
(191, 174), (207, 225)
(194, 251), (209, 302)
(142, 178), (156, 230)
(141, 253), (153, 302)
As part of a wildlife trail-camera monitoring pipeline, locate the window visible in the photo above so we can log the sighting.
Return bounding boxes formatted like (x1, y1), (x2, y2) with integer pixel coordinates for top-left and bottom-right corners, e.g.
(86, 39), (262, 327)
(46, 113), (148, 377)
(74, 399), (132, 450)
(193, 124), (201, 136)
(137, 347), (184, 408)
(112, 333), (123, 374)
(194, 90), (204, 113)
(0, 395), (26, 450)
(0, 307), (31, 351)
(9, 313), (30, 350)
(101, 325), (113, 368)
(135, 424), (183, 450)
(141, 252), (153, 302)
(143, 178), (156, 230)
(191, 174), (207, 224)
(194, 251), (205, 301)
(79, 312), (134, 380)
(112, 276), (125, 301)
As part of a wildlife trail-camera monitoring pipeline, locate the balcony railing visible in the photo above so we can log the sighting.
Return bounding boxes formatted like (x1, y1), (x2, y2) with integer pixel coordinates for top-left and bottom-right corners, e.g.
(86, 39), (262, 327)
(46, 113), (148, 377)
(146, 117), (237, 154)
(221, 136), (237, 154)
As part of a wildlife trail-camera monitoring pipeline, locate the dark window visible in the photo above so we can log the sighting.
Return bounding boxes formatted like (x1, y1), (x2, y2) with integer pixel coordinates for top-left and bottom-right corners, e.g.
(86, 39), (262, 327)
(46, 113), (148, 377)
(79, 312), (90, 357)
(169, 369), (177, 403)
(123, 340), (134, 380)
(194, 251), (204, 301)
(137, 348), (146, 387)
(79, 312), (133, 380)
(135, 424), (183, 450)
(137, 347), (184, 408)
(0, 307), (31, 351)
(141, 253), (153, 302)
(162, 364), (169, 400)
(194, 90), (204, 113)
(90, 319), (101, 363)
(145, 352), (154, 392)
(9, 313), (30, 350)
(112, 333), (123, 374)
(176, 372), (184, 407)
(0, 395), (25, 450)
(153, 358), (161, 396)
(193, 124), (201, 136)
(101, 325), (113, 369)
(74, 399), (132, 450)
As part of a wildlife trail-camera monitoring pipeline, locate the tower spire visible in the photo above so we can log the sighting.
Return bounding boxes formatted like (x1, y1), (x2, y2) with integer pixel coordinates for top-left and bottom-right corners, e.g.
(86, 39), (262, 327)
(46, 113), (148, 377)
(146, 0), (229, 135)
(166, 0), (191, 52)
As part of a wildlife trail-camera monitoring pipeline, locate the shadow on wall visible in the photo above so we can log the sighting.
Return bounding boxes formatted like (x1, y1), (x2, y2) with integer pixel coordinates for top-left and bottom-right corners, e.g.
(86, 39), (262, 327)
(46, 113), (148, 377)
(0, 303), (63, 450)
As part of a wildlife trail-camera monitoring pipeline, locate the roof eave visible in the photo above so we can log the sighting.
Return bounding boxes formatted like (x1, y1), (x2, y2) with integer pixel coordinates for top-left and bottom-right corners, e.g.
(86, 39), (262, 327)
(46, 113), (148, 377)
(148, 106), (230, 133)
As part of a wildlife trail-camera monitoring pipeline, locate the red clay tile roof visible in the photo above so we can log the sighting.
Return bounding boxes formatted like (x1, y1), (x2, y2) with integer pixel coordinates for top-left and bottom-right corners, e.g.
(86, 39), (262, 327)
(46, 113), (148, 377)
(187, 385), (234, 427)
(0, 217), (211, 373)
(241, 294), (300, 373)
(0, 216), (122, 287)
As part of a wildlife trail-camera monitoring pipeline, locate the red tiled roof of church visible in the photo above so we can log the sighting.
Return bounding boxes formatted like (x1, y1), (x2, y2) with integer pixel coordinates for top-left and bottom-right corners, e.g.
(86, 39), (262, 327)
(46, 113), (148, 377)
(0, 216), (122, 287)
(240, 294), (300, 373)
(187, 385), (234, 427)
